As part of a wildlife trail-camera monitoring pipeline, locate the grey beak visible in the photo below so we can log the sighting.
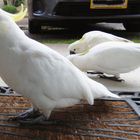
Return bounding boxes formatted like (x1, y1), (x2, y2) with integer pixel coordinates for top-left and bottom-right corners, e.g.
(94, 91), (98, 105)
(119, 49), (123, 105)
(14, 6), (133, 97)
(70, 51), (76, 55)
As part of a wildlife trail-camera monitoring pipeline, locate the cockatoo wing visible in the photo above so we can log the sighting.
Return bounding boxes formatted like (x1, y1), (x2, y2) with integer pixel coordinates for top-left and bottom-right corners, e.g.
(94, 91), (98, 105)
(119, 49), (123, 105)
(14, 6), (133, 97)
(10, 39), (94, 105)
(86, 42), (140, 74)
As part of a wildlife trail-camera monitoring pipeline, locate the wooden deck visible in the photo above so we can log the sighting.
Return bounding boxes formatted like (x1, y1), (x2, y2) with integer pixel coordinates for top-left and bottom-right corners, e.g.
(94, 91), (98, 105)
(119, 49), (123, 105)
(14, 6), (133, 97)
(0, 91), (139, 140)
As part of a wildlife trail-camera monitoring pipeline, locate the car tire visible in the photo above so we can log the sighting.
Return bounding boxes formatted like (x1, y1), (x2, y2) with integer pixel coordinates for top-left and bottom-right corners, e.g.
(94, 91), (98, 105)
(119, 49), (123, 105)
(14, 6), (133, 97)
(28, 20), (41, 34)
(123, 22), (140, 31)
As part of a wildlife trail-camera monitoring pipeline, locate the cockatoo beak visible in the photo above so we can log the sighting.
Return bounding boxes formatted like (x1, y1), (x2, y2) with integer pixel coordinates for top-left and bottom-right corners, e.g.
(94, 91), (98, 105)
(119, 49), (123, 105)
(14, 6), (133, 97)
(6, 4), (27, 22)
(70, 50), (76, 55)
(68, 40), (81, 54)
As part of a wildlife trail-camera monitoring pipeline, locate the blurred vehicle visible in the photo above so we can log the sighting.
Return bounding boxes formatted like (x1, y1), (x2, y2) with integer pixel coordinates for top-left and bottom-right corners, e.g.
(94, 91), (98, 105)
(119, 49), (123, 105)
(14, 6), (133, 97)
(28, 0), (140, 33)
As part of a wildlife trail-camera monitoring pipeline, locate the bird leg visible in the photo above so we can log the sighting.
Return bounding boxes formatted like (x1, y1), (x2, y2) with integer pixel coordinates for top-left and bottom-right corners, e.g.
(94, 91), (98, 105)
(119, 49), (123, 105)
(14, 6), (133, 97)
(16, 109), (52, 125)
(87, 71), (103, 75)
(8, 107), (42, 121)
(18, 114), (47, 125)
(99, 74), (124, 82)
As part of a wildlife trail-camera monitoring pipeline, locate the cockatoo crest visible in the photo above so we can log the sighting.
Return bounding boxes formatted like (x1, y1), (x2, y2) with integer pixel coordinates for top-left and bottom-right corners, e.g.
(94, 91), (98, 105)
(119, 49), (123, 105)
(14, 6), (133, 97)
(0, 4), (27, 22)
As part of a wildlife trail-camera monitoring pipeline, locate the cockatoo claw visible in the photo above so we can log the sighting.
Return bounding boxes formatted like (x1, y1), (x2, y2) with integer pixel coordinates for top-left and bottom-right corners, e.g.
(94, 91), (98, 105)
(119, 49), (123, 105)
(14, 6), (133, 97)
(8, 107), (41, 121)
(99, 74), (124, 82)
(18, 115), (47, 125)
(87, 71), (103, 75)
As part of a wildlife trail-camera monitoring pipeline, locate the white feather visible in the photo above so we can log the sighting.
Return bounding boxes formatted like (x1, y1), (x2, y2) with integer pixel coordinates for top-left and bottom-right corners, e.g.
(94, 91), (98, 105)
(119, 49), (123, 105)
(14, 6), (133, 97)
(67, 41), (140, 77)
(0, 11), (119, 118)
(68, 31), (132, 54)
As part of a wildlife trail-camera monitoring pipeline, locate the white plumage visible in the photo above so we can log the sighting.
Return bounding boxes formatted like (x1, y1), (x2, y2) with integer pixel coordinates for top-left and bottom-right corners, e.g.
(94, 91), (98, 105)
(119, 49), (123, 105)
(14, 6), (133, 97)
(68, 31), (132, 54)
(0, 10), (119, 121)
(67, 41), (140, 80)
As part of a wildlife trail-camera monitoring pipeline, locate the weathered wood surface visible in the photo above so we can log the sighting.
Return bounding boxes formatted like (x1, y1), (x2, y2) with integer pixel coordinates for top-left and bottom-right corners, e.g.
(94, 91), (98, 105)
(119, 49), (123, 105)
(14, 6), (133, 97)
(0, 95), (139, 140)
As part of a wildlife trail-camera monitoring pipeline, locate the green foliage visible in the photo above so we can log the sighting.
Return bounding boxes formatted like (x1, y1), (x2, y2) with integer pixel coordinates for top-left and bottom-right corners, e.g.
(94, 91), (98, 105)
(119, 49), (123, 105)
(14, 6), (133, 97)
(2, 5), (17, 14)
(3, 0), (25, 7)
(15, 0), (25, 7)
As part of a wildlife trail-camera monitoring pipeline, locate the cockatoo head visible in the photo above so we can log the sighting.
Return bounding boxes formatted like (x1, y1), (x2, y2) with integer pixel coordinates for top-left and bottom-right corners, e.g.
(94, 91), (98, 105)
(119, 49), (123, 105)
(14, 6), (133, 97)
(0, 9), (11, 21)
(68, 32), (95, 54)
(68, 39), (88, 54)
(0, 7), (26, 44)
(0, 9), (14, 34)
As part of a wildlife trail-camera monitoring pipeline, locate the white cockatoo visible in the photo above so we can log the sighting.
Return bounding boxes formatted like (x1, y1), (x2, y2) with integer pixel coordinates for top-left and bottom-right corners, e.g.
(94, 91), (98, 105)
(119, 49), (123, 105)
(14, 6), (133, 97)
(68, 31), (132, 54)
(0, 9), (119, 123)
(67, 41), (140, 81)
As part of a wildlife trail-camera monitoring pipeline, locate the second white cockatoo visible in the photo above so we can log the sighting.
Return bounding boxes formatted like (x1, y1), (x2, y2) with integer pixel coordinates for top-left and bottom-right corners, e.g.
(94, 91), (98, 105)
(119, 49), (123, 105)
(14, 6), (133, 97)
(0, 9), (119, 123)
(68, 31), (132, 54)
(67, 41), (140, 81)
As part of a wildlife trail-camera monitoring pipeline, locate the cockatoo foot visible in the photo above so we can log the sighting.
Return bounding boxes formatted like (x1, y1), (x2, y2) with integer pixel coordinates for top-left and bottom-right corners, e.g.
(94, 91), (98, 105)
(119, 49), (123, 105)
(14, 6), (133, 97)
(99, 74), (124, 82)
(8, 107), (41, 121)
(87, 71), (103, 75)
(18, 115), (47, 125)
